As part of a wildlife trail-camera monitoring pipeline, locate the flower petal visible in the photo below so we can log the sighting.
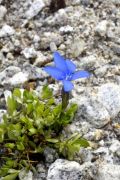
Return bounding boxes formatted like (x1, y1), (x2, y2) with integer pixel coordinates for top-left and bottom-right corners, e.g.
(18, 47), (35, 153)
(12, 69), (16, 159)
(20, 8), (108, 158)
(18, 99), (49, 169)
(71, 70), (90, 80)
(63, 80), (74, 92)
(54, 52), (68, 72)
(66, 59), (76, 73)
(44, 66), (65, 80)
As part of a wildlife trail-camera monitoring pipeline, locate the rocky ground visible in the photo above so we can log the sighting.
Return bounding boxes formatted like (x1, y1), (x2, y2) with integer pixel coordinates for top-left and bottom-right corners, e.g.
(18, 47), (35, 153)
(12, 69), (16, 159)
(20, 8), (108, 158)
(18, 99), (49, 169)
(0, 0), (120, 179)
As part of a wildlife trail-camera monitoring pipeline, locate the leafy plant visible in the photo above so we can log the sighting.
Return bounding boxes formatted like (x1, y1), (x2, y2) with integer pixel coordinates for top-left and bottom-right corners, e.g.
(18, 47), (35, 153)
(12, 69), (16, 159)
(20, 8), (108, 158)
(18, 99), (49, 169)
(0, 86), (89, 179)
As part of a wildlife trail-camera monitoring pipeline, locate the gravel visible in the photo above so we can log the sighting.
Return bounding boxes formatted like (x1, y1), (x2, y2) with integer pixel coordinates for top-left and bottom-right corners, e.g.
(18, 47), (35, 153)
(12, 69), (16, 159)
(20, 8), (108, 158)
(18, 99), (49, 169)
(0, 0), (120, 179)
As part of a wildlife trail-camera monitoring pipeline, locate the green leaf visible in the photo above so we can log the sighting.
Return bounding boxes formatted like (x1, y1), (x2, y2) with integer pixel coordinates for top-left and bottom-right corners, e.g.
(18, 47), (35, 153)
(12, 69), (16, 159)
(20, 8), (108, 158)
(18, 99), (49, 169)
(28, 127), (37, 135)
(7, 123), (21, 140)
(35, 103), (44, 117)
(0, 128), (4, 142)
(17, 142), (25, 151)
(41, 85), (53, 99)
(26, 103), (33, 115)
(5, 143), (15, 149)
(8, 169), (20, 174)
(66, 104), (78, 116)
(13, 88), (21, 98)
(28, 141), (36, 149)
(75, 138), (89, 148)
(47, 97), (55, 105)
(46, 138), (59, 143)
(7, 96), (16, 115)
(53, 104), (62, 116)
(2, 172), (19, 180)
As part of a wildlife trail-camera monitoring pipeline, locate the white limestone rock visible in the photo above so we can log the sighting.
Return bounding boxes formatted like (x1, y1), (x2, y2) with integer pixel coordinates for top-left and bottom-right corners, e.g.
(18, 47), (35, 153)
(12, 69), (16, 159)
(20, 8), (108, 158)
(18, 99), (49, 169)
(0, 24), (15, 38)
(25, 0), (45, 20)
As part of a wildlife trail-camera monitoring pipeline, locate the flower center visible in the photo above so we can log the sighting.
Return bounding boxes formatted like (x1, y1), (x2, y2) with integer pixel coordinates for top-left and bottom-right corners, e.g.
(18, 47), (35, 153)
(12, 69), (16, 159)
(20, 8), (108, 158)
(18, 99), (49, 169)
(65, 73), (72, 81)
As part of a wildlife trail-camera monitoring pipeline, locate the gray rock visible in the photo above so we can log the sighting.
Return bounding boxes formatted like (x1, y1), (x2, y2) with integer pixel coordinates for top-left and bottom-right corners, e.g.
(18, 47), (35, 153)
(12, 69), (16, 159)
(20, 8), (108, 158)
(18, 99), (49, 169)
(25, 0), (45, 20)
(112, 0), (120, 5)
(0, 5), (7, 20)
(22, 47), (37, 59)
(59, 25), (74, 34)
(0, 66), (21, 85)
(50, 42), (57, 52)
(96, 163), (120, 180)
(4, 90), (12, 103)
(47, 159), (94, 180)
(97, 83), (120, 118)
(78, 55), (98, 70)
(0, 24), (15, 38)
(40, 32), (63, 49)
(80, 0), (90, 6)
(44, 147), (58, 164)
(19, 169), (33, 180)
(76, 96), (110, 128)
(95, 20), (108, 37)
(34, 164), (47, 180)
(109, 140), (120, 154)
(9, 72), (29, 86)
(111, 44), (120, 56)
(0, 109), (6, 123)
(71, 38), (86, 57)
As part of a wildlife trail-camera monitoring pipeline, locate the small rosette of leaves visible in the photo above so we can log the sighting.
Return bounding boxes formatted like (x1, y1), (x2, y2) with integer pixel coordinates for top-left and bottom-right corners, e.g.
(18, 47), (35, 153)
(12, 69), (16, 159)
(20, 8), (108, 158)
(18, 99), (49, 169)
(0, 86), (89, 179)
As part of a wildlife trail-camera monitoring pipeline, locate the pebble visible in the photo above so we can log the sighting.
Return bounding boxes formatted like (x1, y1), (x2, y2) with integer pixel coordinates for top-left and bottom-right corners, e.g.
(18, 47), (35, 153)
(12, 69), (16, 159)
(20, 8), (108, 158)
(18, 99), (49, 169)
(96, 163), (120, 180)
(47, 159), (94, 180)
(19, 170), (33, 180)
(95, 20), (108, 37)
(22, 47), (37, 59)
(76, 96), (110, 128)
(71, 38), (86, 57)
(9, 72), (29, 86)
(97, 83), (120, 118)
(50, 42), (57, 52)
(0, 5), (7, 20)
(0, 24), (15, 38)
(0, 109), (6, 123)
(59, 25), (74, 34)
(25, 0), (45, 20)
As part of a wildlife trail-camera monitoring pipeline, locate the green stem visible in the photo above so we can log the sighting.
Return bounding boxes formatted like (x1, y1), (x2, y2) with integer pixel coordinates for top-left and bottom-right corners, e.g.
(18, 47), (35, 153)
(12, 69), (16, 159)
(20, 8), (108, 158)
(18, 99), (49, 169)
(61, 88), (69, 111)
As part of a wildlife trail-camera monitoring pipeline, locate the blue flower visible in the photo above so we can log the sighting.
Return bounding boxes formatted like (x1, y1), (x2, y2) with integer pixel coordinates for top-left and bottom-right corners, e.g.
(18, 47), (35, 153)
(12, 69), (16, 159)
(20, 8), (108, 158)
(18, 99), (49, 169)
(43, 52), (90, 92)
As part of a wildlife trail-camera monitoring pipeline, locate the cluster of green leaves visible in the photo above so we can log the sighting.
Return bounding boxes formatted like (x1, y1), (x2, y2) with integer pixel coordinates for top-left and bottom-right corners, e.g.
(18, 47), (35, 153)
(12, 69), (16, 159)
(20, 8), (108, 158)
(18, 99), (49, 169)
(0, 86), (89, 179)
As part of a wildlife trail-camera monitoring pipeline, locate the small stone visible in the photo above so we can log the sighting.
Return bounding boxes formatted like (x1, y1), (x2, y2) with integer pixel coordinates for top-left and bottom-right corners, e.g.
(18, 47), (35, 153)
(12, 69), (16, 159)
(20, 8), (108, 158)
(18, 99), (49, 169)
(33, 34), (40, 43)
(47, 159), (94, 180)
(44, 147), (58, 164)
(111, 44), (120, 56)
(25, 0), (45, 20)
(34, 164), (47, 180)
(112, 0), (120, 5)
(34, 51), (47, 66)
(22, 47), (37, 59)
(76, 96), (110, 128)
(19, 169), (33, 180)
(0, 66), (21, 85)
(71, 38), (86, 57)
(96, 163), (120, 180)
(109, 140), (120, 154)
(0, 24), (15, 38)
(97, 83), (120, 118)
(50, 42), (57, 52)
(4, 90), (12, 102)
(59, 25), (73, 34)
(0, 5), (7, 20)
(80, 0), (90, 6)
(9, 72), (29, 86)
(0, 109), (6, 123)
(78, 55), (98, 70)
(95, 20), (108, 37)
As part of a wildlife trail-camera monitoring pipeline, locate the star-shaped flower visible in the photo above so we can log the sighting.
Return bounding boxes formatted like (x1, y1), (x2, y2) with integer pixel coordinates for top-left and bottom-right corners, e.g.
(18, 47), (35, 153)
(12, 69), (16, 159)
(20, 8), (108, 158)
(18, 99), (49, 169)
(43, 52), (90, 92)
